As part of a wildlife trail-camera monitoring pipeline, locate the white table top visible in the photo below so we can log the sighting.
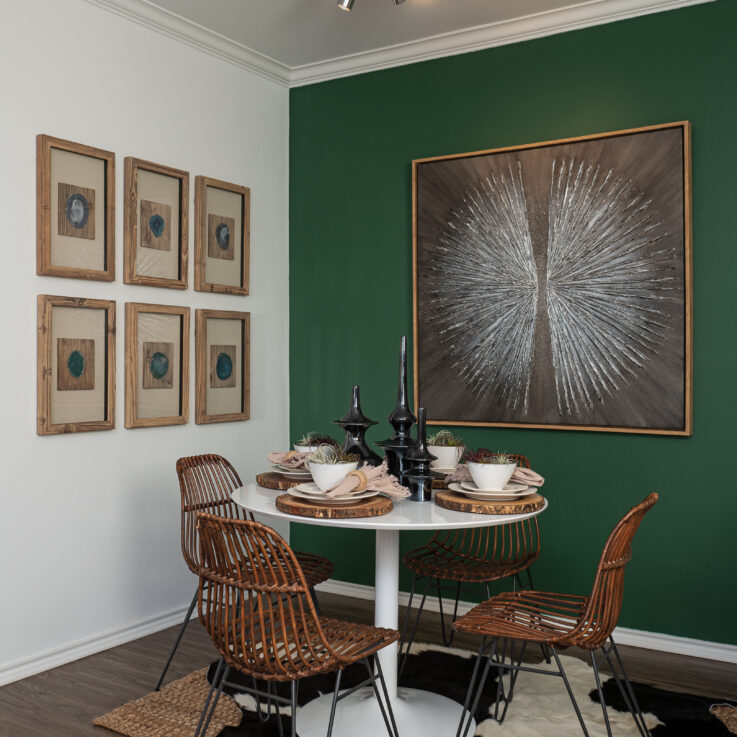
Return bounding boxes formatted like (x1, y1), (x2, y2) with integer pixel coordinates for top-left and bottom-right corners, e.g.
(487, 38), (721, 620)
(232, 483), (548, 531)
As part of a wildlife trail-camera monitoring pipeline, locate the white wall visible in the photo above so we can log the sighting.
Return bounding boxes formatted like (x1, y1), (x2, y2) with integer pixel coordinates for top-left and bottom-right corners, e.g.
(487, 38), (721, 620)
(0, 0), (289, 683)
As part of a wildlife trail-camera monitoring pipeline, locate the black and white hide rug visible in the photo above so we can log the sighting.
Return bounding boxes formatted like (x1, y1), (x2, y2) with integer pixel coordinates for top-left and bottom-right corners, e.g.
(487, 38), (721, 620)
(209, 643), (735, 736)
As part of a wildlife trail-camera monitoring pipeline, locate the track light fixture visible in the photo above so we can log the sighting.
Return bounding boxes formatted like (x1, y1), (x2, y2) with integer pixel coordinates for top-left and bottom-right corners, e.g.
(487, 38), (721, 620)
(337, 0), (354, 10)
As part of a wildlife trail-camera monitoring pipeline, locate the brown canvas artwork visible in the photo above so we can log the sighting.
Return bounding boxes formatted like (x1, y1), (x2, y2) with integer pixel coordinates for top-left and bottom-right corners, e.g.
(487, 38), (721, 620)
(57, 338), (95, 391)
(142, 341), (174, 389)
(207, 214), (235, 260)
(58, 182), (95, 240)
(209, 344), (236, 388)
(140, 200), (172, 252)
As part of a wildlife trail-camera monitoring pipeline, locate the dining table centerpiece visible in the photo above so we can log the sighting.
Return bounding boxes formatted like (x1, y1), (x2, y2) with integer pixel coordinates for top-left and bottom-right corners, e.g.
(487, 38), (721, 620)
(305, 444), (360, 491)
(427, 429), (465, 471)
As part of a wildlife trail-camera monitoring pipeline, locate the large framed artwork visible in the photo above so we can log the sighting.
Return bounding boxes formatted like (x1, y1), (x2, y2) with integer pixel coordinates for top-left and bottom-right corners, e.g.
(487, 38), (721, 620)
(125, 302), (190, 428)
(37, 295), (116, 435)
(124, 158), (189, 289)
(413, 122), (692, 436)
(36, 135), (115, 281)
(194, 176), (250, 295)
(195, 309), (250, 424)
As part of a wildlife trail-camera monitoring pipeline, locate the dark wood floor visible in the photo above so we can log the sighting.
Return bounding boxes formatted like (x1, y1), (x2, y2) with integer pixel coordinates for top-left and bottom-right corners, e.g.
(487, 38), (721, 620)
(1, 591), (735, 736)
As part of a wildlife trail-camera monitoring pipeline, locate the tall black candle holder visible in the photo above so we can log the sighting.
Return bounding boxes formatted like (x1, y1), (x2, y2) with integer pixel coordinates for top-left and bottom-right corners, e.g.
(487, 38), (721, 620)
(334, 385), (382, 466)
(376, 336), (417, 480)
(403, 407), (440, 502)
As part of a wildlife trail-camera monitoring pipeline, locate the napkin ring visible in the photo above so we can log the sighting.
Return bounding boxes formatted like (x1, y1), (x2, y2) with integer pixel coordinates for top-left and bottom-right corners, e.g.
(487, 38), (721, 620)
(347, 469), (368, 492)
(284, 450), (299, 460)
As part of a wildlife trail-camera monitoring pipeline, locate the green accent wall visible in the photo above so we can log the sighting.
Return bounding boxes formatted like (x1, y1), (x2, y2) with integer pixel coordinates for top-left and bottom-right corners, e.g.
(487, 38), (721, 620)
(289, 0), (737, 645)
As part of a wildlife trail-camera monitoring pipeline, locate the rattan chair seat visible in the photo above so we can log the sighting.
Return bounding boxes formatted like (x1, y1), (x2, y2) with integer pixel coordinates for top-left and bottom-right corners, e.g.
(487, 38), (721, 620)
(404, 547), (538, 583)
(293, 551), (335, 589)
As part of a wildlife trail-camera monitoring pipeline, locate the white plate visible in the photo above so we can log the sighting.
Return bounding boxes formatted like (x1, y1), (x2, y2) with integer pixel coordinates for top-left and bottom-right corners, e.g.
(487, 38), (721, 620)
(272, 465), (312, 478)
(289, 482), (380, 505)
(448, 482), (537, 501)
(430, 467), (460, 474)
(460, 480), (530, 493)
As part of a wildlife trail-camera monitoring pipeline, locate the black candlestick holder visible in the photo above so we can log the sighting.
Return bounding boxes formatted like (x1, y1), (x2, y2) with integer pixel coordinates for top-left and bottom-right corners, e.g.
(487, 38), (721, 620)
(376, 336), (417, 480)
(403, 407), (441, 502)
(334, 385), (382, 466)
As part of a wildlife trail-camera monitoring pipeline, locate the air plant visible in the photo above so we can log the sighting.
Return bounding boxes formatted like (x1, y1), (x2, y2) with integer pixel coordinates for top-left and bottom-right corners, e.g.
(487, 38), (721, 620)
(465, 449), (514, 465)
(306, 444), (359, 465)
(295, 431), (339, 447)
(427, 429), (464, 447)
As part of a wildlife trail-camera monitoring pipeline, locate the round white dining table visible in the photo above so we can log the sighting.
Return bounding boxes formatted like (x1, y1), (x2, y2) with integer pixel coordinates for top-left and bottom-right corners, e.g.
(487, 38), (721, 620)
(232, 483), (547, 737)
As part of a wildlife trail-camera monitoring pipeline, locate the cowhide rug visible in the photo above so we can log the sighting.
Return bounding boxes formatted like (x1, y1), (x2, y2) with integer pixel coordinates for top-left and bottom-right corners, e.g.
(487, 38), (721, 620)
(210, 643), (734, 736)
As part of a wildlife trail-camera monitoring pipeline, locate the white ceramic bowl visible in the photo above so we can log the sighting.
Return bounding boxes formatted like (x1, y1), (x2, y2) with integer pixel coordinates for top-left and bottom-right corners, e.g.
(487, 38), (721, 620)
(467, 461), (516, 491)
(294, 444), (319, 454)
(428, 445), (465, 470)
(307, 461), (359, 492)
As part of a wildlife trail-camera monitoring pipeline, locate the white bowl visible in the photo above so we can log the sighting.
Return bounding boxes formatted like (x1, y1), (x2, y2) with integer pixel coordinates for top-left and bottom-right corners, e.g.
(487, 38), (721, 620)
(466, 461), (516, 491)
(294, 444), (320, 454)
(307, 461), (359, 492)
(428, 445), (464, 470)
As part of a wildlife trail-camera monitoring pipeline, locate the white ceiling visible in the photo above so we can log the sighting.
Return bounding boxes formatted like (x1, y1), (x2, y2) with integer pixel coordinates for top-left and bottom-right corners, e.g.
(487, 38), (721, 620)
(88, 0), (714, 86)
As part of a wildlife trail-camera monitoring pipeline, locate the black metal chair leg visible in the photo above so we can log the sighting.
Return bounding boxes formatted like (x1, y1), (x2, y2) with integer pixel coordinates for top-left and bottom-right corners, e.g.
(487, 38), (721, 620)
(399, 575), (430, 676)
(156, 586), (199, 691)
(364, 656), (396, 737)
(551, 648), (590, 737)
(591, 651), (614, 737)
(498, 640), (528, 724)
(290, 680), (298, 737)
(195, 663), (230, 737)
(326, 669), (342, 737)
(398, 573), (418, 659)
(608, 639), (652, 737)
(456, 637), (487, 737)
(374, 653), (400, 737)
(460, 639), (496, 737)
(193, 656), (224, 737)
(436, 578), (450, 646)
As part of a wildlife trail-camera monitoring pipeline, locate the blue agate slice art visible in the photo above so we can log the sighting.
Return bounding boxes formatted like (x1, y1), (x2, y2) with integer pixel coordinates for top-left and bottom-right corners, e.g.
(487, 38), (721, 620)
(149, 213), (166, 238)
(215, 222), (231, 250)
(65, 193), (90, 228)
(67, 350), (86, 378)
(216, 352), (233, 380)
(149, 351), (170, 380)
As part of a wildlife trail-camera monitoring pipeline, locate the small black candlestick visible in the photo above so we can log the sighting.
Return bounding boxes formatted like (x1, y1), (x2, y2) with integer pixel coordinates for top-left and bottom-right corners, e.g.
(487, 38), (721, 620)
(403, 407), (440, 502)
(334, 385), (382, 466)
(376, 336), (417, 479)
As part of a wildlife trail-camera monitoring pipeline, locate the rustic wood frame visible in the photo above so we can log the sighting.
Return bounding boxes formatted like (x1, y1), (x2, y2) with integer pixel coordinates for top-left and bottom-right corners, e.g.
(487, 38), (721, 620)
(36, 135), (115, 281)
(37, 295), (116, 435)
(194, 176), (250, 295)
(124, 158), (189, 289)
(125, 302), (190, 429)
(412, 121), (693, 436)
(195, 308), (250, 424)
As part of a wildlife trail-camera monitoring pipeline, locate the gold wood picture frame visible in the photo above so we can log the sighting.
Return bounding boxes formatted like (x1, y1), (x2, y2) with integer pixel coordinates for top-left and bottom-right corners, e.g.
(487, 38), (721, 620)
(125, 302), (190, 428)
(37, 295), (116, 435)
(124, 158), (189, 289)
(36, 135), (115, 281)
(195, 308), (250, 424)
(194, 176), (250, 295)
(413, 121), (693, 436)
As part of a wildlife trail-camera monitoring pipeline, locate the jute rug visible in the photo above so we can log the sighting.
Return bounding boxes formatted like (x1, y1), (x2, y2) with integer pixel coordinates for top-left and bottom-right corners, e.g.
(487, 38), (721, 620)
(94, 644), (736, 736)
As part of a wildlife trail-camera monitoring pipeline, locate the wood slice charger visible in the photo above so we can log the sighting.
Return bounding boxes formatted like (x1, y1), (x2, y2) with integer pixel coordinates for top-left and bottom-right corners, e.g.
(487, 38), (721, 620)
(276, 493), (393, 519)
(256, 472), (304, 490)
(434, 489), (545, 515)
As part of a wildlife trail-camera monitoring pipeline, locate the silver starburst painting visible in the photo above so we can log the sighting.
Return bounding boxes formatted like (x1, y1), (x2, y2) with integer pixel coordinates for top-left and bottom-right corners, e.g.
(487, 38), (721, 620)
(413, 123), (692, 435)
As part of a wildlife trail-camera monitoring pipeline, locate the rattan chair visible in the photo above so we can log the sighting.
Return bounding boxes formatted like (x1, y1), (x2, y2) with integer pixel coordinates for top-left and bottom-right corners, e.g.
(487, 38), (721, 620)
(193, 514), (399, 737)
(155, 454), (334, 691)
(454, 492), (659, 737)
(400, 453), (540, 662)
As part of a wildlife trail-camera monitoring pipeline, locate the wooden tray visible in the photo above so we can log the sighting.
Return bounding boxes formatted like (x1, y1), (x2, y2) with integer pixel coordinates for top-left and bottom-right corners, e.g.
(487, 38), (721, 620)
(432, 477), (450, 490)
(434, 489), (545, 515)
(256, 472), (305, 490)
(275, 493), (393, 519)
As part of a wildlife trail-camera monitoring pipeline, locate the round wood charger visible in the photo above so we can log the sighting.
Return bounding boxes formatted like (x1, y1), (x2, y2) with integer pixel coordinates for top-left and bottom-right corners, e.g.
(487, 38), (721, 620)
(434, 489), (545, 515)
(275, 493), (393, 519)
(256, 472), (304, 490)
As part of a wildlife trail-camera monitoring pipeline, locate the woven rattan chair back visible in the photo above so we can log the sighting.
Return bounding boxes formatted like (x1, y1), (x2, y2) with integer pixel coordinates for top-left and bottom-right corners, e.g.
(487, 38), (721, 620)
(197, 513), (334, 682)
(571, 492), (659, 650)
(428, 453), (540, 574)
(177, 454), (250, 575)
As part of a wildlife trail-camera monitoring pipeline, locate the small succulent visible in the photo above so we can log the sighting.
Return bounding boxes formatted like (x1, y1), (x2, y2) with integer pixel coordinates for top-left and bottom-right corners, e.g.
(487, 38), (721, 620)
(295, 431), (338, 447)
(427, 429), (464, 447)
(306, 444), (359, 465)
(465, 449), (514, 465)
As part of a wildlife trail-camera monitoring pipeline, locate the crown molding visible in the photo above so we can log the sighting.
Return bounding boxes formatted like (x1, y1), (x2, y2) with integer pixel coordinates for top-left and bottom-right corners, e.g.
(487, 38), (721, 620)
(83, 0), (291, 87)
(289, 0), (714, 86)
(85, 0), (713, 89)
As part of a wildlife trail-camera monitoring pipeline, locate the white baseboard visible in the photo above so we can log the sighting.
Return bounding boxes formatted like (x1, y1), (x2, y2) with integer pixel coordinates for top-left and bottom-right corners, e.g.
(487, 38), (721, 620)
(316, 579), (737, 665)
(0, 603), (195, 687)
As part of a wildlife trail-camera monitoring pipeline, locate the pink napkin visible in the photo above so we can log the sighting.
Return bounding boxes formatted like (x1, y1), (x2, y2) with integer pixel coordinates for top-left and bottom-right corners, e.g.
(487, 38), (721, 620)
(268, 451), (309, 470)
(325, 460), (410, 499)
(445, 464), (544, 487)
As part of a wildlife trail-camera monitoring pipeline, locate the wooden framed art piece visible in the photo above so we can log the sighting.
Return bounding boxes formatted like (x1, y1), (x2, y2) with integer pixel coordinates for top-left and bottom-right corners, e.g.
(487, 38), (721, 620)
(125, 302), (190, 428)
(37, 295), (116, 435)
(194, 176), (250, 295)
(413, 121), (693, 436)
(36, 135), (115, 281)
(124, 158), (189, 289)
(195, 308), (250, 424)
